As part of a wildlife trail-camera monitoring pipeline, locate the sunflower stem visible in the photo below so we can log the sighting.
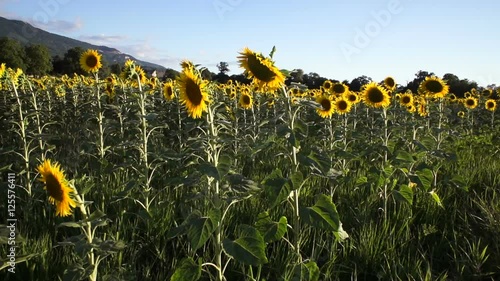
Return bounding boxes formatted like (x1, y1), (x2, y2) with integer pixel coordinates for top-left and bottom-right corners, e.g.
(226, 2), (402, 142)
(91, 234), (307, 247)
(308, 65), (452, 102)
(137, 75), (151, 212)
(94, 72), (105, 160)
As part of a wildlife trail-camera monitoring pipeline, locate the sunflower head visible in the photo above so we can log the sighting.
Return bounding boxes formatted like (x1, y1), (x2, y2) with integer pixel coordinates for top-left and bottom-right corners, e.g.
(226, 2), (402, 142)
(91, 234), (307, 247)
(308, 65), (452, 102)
(239, 91), (253, 109)
(80, 49), (102, 73)
(406, 104), (417, 113)
(399, 93), (414, 107)
(448, 93), (457, 102)
(322, 80), (333, 91)
(383, 76), (396, 91)
(163, 81), (176, 101)
(37, 159), (77, 217)
(177, 64), (210, 119)
(332, 83), (349, 96)
(457, 111), (466, 118)
(485, 99), (497, 112)
(463, 97), (478, 109)
(482, 89), (492, 98)
(238, 47), (285, 92)
(334, 97), (352, 115)
(344, 92), (360, 104)
(418, 76), (449, 98)
(316, 95), (334, 118)
(361, 82), (391, 108)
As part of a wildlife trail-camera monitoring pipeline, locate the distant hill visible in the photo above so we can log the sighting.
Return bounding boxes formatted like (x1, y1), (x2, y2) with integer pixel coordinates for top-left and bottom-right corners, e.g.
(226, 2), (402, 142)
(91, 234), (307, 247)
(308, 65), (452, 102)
(0, 16), (166, 71)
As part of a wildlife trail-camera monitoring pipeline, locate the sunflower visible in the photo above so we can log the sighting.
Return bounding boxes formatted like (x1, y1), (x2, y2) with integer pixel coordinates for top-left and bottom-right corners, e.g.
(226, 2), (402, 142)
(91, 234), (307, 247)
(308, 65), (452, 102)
(457, 111), (465, 118)
(322, 80), (333, 92)
(361, 82), (391, 108)
(238, 47), (285, 92)
(316, 95), (334, 118)
(448, 93), (457, 102)
(80, 49), (102, 73)
(406, 104), (416, 113)
(485, 99), (497, 111)
(177, 64), (210, 119)
(482, 89), (492, 98)
(463, 97), (478, 109)
(344, 91), (360, 104)
(399, 92), (414, 107)
(334, 97), (352, 114)
(239, 91), (253, 109)
(383, 76), (396, 91)
(0, 63), (5, 78)
(37, 159), (77, 217)
(332, 83), (349, 96)
(163, 81), (175, 101)
(418, 76), (449, 98)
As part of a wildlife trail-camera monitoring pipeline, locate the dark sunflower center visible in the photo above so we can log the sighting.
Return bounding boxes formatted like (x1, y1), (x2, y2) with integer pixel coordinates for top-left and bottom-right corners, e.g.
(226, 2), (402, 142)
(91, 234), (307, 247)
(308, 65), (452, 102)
(466, 99), (475, 106)
(486, 101), (494, 108)
(333, 84), (346, 94)
(385, 78), (395, 87)
(337, 100), (348, 111)
(401, 96), (411, 104)
(367, 88), (384, 103)
(86, 55), (98, 68)
(348, 94), (357, 102)
(186, 78), (203, 105)
(247, 55), (276, 82)
(166, 87), (173, 97)
(45, 173), (64, 201)
(425, 80), (443, 93)
(320, 99), (331, 111)
(242, 94), (251, 105)
(324, 82), (332, 89)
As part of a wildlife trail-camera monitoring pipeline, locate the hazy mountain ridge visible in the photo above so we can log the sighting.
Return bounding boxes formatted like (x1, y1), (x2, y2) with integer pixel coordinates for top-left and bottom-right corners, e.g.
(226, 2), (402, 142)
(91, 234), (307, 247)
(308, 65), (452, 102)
(0, 16), (166, 71)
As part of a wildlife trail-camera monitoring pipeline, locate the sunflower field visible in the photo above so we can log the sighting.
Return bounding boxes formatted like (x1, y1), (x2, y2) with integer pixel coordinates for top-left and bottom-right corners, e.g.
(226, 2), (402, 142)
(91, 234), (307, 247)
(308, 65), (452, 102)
(1, 48), (499, 281)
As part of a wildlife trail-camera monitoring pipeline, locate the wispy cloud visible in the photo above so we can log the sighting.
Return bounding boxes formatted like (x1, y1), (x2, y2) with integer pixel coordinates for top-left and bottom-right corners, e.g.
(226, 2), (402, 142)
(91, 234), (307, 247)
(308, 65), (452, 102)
(79, 34), (127, 46)
(31, 17), (83, 33)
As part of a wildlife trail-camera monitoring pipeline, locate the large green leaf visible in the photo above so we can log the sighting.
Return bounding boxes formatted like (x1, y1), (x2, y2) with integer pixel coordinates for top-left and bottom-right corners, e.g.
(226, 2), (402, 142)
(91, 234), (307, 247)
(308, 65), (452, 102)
(187, 210), (220, 250)
(223, 225), (268, 266)
(301, 194), (348, 239)
(255, 212), (287, 243)
(262, 169), (290, 208)
(170, 258), (201, 281)
(393, 184), (414, 205)
(416, 168), (434, 191)
(289, 171), (304, 191)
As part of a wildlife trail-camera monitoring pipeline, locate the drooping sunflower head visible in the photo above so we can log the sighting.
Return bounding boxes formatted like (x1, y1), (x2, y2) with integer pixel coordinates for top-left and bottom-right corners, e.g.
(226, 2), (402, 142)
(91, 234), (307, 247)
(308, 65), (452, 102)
(418, 76), (449, 98)
(239, 91), (253, 109)
(406, 104), (416, 113)
(80, 49), (102, 73)
(485, 99), (497, 111)
(238, 47), (285, 92)
(334, 97), (352, 115)
(383, 76), (396, 91)
(37, 159), (77, 217)
(399, 92), (414, 107)
(163, 81), (176, 101)
(316, 95), (334, 118)
(177, 64), (210, 119)
(361, 82), (391, 108)
(463, 97), (478, 109)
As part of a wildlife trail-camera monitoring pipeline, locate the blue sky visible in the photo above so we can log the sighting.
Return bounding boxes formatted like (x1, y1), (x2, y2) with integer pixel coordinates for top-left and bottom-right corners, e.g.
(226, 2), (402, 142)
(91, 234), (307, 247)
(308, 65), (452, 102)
(1, 0), (499, 86)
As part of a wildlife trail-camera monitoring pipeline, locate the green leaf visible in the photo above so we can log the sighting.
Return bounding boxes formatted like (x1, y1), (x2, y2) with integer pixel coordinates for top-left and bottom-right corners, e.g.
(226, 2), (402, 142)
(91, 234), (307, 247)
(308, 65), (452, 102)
(416, 168), (434, 191)
(170, 258), (201, 281)
(429, 190), (444, 208)
(223, 225), (268, 266)
(289, 171), (304, 190)
(217, 154), (232, 179)
(198, 162), (219, 180)
(291, 261), (320, 281)
(300, 194), (347, 239)
(262, 169), (290, 208)
(255, 212), (287, 243)
(393, 184), (414, 205)
(395, 150), (414, 163)
(187, 211), (218, 250)
(58, 221), (82, 228)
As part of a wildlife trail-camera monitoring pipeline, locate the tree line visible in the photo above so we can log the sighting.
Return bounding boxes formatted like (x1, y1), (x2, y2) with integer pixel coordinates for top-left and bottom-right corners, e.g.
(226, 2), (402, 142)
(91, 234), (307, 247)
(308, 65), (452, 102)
(1, 36), (495, 98)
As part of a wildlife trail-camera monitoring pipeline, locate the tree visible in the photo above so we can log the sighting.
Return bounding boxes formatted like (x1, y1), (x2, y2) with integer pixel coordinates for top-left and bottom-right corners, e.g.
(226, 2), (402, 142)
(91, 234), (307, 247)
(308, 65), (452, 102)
(24, 44), (52, 76)
(216, 61), (230, 74)
(162, 68), (180, 81)
(289, 69), (304, 83)
(0, 37), (26, 70)
(349, 75), (372, 92)
(52, 47), (85, 75)
(404, 70), (435, 93)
